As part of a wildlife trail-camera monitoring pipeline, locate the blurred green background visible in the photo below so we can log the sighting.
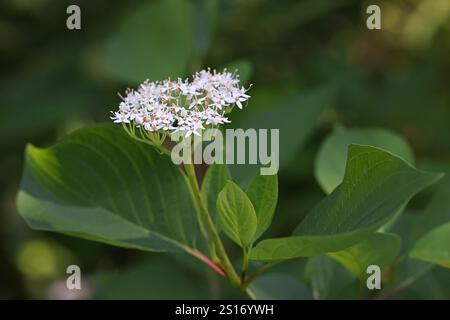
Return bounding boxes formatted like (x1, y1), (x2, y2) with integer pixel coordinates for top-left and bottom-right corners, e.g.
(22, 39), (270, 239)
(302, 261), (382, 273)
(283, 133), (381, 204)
(1, 0), (450, 299)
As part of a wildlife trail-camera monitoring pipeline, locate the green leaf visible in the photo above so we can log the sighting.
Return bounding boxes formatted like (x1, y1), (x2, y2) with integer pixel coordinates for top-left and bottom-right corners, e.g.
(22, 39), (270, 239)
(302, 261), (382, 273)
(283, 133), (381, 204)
(16, 124), (197, 253)
(392, 187), (450, 283)
(250, 144), (442, 260)
(246, 173), (278, 241)
(201, 164), (230, 224)
(328, 233), (401, 279)
(250, 274), (312, 300)
(102, 0), (194, 84)
(412, 187), (450, 242)
(315, 126), (414, 194)
(304, 255), (356, 300)
(95, 256), (211, 299)
(386, 212), (435, 291)
(216, 181), (257, 247)
(409, 222), (450, 268)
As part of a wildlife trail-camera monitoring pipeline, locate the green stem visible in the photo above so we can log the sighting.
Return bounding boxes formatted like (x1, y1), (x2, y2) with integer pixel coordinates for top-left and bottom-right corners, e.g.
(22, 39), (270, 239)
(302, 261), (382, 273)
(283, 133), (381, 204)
(181, 168), (219, 264)
(183, 163), (258, 300)
(122, 124), (171, 156)
(184, 162), (241, 288)
(241, 247), (250, 284)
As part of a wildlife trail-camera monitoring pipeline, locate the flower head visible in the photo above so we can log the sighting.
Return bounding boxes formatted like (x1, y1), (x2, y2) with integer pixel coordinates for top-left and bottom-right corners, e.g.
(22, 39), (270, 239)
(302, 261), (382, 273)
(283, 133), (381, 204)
(111, 68), (250, 142)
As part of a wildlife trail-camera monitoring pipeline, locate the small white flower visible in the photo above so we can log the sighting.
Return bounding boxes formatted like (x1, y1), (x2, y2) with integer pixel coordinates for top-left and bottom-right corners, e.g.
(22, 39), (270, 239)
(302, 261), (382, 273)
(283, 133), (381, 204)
(111, 111), (130, 123)
(211, 95), (229, 110)
(111, 68), (251, 139)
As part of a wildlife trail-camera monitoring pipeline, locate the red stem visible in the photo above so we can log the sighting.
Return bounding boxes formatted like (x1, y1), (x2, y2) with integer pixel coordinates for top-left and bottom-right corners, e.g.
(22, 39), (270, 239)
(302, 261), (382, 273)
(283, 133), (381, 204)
(185, 247), (226, 277)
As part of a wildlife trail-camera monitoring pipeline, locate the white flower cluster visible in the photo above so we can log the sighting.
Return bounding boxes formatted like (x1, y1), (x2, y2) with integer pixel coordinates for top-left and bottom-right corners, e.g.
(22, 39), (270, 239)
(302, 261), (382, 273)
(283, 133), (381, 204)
(111, 69), (250, 137)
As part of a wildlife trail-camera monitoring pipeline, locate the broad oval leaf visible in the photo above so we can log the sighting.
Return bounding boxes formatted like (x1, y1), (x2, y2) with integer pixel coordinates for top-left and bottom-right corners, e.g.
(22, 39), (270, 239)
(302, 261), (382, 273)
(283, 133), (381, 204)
(201, 164), (230, 224)
(409, 222), (450, 268)
(315, 126), (414, 194)
(102, 0), (194, 84)
(328, 233), (401, 279)
(16, 124), (197, 253)
(250, 144), (443, 260)
(217, 181), (257, 247)
(246, 173), (278, 241)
